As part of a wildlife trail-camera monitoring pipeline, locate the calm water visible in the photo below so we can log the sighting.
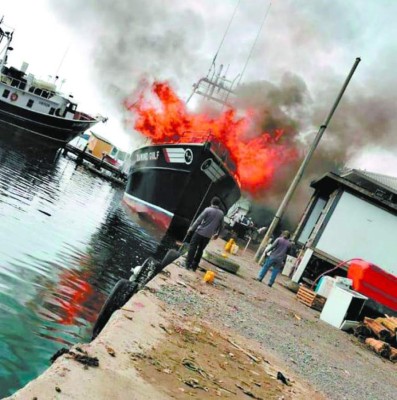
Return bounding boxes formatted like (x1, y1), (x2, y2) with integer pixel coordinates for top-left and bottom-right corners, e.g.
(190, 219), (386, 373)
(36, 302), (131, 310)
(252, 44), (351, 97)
(0, 129), (169, 397)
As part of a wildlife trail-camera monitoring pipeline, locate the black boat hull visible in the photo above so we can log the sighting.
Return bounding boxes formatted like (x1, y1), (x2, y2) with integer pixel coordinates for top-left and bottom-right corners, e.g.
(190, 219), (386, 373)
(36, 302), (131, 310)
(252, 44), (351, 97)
(0, 99), (98, 145)
(123, 143), (241, 241)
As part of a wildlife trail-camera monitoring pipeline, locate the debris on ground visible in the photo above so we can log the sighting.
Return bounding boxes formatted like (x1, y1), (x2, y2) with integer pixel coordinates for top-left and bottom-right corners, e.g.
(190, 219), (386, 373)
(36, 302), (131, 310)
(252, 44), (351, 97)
(68, 352), (99, 367)
(277, 372), (290, 386)
(49, 347), (99, 368)
(50, 348), (70, 364)
(106, 346), (116, 357)
(354, 316), (397, 362)
(227, 338), (261, 363)
(236, 383), (264, 399)
(129, 319), (286, 399)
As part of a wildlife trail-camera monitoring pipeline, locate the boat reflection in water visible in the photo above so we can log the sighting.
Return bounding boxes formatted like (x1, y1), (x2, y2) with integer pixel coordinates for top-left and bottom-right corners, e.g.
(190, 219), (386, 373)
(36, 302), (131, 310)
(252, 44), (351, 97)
(0, 128), (169, 397)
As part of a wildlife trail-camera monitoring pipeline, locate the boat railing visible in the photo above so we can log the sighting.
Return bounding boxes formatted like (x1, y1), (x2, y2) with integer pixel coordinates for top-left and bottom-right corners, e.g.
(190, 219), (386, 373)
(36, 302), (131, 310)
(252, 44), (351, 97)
(74, 111), (94, 121)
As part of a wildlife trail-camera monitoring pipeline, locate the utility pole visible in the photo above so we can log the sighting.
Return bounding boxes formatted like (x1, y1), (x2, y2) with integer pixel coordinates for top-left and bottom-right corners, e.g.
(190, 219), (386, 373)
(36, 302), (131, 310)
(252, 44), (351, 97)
(254, 57), (361, 264)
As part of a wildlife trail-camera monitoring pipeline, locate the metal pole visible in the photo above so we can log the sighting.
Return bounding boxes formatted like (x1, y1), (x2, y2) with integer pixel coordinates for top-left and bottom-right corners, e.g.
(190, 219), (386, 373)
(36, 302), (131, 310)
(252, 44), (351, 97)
(254, 57), (361, 263)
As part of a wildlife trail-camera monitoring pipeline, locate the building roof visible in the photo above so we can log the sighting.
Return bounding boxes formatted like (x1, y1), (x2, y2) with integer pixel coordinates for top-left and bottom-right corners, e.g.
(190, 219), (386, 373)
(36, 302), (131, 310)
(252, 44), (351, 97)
(90, 131), (113, 146)
(311, 169), (397, 212)
(349, 170), (397, 194)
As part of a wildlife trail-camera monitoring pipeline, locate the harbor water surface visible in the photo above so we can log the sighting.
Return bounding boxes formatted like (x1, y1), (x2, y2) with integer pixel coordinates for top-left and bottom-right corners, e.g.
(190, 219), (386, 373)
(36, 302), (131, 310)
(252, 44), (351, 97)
(0, 130), (166, 396)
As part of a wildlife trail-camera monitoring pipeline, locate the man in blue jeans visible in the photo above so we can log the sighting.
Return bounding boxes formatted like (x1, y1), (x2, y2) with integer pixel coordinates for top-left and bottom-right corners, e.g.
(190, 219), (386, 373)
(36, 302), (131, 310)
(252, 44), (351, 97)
(185, 197), (224, 271)
(257, 230), (291, 287)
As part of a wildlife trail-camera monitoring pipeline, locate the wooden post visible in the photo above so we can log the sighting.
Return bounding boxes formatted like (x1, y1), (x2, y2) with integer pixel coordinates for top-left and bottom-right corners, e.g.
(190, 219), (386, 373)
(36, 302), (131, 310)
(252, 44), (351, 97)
(365, 338), (391, 358)
(364, 317), (393, 342)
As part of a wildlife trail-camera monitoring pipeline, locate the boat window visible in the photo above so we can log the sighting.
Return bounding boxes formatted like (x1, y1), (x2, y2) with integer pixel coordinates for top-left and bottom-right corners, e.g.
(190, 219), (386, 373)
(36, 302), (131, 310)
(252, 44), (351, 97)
(49, 107), (55, 115)
(34, 88), (42, 96)
(29, 86), (35, 93)
(27, 99), (34, 108)
(2, 89), (10, 98)
(42, 90), (49, 99)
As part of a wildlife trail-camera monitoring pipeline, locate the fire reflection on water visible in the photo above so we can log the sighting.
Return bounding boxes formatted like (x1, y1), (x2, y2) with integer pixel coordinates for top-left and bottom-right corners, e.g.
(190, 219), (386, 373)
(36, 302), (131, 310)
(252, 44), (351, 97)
(0, 130), (166, 397)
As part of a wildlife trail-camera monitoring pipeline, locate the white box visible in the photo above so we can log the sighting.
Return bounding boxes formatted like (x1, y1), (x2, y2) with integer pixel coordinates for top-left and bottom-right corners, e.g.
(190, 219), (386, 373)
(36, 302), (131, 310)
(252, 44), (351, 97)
(315, 276), (336, 298)
(320, 284), (367, 330)
(334, 276), (353, 288)
(282, 256), (297, 277)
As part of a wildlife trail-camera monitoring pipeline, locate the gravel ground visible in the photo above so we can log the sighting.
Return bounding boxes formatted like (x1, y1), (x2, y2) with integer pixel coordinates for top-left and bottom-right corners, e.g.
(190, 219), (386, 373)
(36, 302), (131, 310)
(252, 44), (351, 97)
(155, 240), (396, 400)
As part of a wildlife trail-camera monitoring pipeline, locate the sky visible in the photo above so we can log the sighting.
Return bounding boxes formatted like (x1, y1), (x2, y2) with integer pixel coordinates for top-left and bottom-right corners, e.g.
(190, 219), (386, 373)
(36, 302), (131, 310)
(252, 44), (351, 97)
(2, 0), (397, 177)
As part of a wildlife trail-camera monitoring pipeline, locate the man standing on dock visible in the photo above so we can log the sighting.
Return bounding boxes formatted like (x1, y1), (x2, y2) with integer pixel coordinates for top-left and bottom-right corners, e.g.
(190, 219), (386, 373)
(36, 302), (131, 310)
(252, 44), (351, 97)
(185, 197), (225, 271)
(256, 230), (291, 287)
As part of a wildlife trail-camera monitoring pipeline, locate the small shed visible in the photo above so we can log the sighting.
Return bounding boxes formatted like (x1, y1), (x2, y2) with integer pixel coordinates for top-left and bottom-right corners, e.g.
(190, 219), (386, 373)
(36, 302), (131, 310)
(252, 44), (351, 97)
(291, 169), (397, 285)
(88, 131), (113, 159)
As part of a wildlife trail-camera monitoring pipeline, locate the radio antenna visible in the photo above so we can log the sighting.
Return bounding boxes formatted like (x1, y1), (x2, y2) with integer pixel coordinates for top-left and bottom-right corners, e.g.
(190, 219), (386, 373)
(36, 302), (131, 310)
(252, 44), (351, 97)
(208, 0), (241, 76)
(237, 1), (272, 86)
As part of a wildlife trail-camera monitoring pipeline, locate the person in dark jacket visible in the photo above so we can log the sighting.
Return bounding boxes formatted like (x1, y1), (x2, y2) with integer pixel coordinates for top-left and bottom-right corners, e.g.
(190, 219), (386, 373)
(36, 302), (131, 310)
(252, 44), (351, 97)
(257, 230), (291, 287)
(185, 197), (224, 271)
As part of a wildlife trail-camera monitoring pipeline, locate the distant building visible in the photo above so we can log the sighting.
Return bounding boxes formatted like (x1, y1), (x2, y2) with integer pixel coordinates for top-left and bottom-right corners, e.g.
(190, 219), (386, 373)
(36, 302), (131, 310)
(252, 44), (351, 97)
(292, 169), (397, 284)
(71, 131), (128, 168)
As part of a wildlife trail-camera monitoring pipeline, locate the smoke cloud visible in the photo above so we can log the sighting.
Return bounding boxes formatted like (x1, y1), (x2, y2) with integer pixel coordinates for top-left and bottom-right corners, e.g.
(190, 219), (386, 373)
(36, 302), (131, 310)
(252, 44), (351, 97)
(49, 0), (208, 102)
(50, 0), (397, 224)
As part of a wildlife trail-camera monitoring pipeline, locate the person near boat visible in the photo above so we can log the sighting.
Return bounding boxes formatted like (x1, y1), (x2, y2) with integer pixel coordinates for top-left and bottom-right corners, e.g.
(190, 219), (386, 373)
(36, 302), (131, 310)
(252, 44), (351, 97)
(257, 230), (291, 287)
(185, 197), (224, 271)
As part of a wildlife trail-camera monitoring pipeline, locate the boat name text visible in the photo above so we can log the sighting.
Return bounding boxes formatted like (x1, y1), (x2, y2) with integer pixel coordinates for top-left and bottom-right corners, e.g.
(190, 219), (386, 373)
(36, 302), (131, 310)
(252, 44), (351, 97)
(136, 151), (160, 161)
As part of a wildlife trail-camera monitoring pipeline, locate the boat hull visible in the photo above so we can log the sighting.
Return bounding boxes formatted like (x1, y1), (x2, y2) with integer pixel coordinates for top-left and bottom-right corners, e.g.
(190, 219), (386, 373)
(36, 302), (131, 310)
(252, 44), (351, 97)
(123, 143), (241, 241)
(0, 99), (99, 145)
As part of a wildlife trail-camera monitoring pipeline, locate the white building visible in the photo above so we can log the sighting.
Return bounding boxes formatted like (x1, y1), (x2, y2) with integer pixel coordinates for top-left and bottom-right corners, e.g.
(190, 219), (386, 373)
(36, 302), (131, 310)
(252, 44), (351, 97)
(292, 169), (397, 284)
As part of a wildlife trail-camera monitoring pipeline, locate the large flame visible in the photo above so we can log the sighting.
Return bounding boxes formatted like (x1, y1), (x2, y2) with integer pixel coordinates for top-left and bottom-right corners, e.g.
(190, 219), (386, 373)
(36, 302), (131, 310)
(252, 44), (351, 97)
(125, 81), (297, 194)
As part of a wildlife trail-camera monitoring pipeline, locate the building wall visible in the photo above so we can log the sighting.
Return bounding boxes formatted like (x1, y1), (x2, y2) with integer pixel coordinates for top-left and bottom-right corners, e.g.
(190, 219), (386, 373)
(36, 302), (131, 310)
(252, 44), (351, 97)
(88, 137), (113, 159)
(315, 191), (397, 276)
(297, 197), (327, 244)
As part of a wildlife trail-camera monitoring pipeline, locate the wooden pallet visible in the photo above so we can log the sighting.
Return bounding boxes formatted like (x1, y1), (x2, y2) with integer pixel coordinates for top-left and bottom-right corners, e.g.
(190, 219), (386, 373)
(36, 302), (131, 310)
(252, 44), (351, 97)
(296, 285), (326, 311)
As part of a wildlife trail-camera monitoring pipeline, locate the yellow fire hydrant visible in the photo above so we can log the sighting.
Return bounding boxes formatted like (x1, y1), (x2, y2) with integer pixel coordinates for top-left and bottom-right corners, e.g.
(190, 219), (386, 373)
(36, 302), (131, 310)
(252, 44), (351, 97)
(224, 238), (235, 253)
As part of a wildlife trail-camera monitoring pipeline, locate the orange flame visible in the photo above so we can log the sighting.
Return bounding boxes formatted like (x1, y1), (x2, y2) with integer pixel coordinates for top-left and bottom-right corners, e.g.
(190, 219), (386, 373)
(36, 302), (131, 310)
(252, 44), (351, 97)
(125, 81), (297, 194)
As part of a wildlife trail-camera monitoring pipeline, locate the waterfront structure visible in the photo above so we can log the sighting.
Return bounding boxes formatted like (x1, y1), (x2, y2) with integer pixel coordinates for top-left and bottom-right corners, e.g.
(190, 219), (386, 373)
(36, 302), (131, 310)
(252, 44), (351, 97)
(292, 169), (397, 283)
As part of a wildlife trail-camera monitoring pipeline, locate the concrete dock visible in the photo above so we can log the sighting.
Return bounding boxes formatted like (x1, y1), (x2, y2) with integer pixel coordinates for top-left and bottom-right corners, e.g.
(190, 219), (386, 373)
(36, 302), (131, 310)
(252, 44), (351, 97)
(6, 240), (397, 400)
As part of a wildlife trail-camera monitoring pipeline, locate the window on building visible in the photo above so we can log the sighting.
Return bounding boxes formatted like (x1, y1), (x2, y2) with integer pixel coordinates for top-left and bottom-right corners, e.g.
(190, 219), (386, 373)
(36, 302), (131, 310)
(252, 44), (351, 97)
(49, 107), (55, 115)
(2, 89), (10, 98)
(27, 99), (34, 108)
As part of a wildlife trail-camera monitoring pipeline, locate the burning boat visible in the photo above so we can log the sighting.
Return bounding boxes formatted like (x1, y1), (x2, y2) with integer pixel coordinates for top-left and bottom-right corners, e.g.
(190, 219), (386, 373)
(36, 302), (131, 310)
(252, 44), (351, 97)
(123, 141), (241, 240)
(0, 18), (106, 145)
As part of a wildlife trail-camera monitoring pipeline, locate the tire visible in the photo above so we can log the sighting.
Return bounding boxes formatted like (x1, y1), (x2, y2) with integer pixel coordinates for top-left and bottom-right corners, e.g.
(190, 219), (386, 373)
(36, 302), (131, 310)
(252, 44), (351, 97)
(203, 250), (240, 274)
(132, 257), (160, 288)
(92, 279), (138, 340)
(160, 249), (181, 268)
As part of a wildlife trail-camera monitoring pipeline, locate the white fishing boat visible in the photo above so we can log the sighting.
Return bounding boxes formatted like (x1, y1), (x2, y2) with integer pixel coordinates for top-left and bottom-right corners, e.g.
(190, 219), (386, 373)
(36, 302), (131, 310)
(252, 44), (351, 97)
(0, 17), (107, 145)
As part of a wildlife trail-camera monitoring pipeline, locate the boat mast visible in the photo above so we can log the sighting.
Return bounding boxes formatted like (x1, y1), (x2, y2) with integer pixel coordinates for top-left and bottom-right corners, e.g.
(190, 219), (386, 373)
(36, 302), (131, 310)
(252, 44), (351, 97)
(185, 1), (241, 107)
(237, 1), (272, 87)
(0, 17), (14, 71)
(186, 1), (271, 107)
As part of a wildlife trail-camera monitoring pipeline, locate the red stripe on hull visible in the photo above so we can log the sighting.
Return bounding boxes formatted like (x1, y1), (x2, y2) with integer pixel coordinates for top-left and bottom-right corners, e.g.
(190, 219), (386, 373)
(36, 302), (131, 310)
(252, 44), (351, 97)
(162, 148), (170, 163)
(123, 196), (172, 232)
